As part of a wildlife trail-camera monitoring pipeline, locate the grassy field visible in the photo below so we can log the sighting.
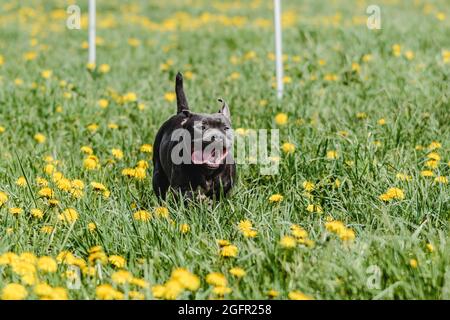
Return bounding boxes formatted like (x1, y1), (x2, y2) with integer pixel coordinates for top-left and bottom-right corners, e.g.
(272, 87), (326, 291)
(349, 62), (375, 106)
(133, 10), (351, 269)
(0, 0), (449, 300)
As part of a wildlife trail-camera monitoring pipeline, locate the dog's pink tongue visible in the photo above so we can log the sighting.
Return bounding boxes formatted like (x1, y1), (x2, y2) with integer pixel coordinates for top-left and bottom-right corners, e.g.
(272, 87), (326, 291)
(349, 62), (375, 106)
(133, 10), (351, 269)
(192, 149), (226, 165)
(191, 150), (206, 164)
(192, 150), (215, 164)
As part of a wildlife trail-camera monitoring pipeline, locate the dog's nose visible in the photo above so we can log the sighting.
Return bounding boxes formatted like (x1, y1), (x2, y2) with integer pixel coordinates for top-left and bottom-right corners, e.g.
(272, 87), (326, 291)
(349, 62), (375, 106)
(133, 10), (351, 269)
(211, 134), (223, 142)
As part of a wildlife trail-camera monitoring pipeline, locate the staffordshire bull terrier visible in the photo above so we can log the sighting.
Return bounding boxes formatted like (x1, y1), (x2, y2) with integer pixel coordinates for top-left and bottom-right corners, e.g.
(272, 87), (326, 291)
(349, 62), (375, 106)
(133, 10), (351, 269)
(152, 72), (236, 201)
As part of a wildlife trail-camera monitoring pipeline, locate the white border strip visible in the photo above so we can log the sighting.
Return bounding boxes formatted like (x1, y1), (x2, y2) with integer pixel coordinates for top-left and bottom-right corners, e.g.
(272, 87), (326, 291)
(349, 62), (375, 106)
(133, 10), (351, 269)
(88, 0), (96, 65)
(273, 0), (283, 99)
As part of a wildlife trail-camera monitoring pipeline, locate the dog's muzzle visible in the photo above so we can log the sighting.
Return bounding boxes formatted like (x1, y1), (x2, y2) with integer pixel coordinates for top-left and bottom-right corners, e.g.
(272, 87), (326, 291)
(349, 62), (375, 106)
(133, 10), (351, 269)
(191, 142), (229, 169)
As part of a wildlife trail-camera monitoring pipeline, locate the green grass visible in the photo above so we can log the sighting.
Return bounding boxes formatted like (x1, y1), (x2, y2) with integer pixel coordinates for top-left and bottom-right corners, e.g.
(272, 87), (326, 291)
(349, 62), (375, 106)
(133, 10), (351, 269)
(0, 0), (449, 300)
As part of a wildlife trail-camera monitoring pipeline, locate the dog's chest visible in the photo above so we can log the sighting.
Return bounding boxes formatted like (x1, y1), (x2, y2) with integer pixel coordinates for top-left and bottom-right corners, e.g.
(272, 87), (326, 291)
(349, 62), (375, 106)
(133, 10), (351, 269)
(199, 178), (214, 194)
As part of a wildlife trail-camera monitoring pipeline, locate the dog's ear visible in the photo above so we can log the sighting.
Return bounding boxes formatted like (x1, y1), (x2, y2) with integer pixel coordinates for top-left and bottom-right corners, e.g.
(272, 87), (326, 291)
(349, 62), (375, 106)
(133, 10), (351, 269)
(181, 110), (191, 118)
(218, 98), (231, 122)
(176, 72), (189, 113)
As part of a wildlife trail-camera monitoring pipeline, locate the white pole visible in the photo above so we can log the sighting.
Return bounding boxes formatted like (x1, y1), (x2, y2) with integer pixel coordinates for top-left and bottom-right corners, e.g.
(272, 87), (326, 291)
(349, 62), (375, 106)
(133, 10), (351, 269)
(273, 0), (283, 99)
(88, 0), (96, 65)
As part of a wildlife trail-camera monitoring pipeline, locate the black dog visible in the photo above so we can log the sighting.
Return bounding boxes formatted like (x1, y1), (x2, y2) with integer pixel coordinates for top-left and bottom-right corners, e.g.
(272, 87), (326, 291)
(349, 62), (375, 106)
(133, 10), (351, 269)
(152, 72), (236, 201)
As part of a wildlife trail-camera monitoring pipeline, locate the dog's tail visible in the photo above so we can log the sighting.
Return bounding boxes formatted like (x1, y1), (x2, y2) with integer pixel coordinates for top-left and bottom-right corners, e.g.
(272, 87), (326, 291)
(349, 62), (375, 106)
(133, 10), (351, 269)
(176, 72), (189, 113)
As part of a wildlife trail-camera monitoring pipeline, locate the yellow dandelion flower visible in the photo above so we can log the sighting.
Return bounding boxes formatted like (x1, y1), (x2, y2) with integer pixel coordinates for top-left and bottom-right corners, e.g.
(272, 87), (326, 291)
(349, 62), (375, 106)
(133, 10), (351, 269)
(58, 208), (79, 223)
(436, 12), (446, 21)
(127, 38), (141, 47)
(229, 72), (240, 80)
(71, 179), (84, 190)
(324, 73), (339, 81)
(96, 284), (123, 300)
(123, 92), (137, 103)
(0, 191), (8, 206)
(40, 226), (53, 234)
(87, 123), (99, 132)
(83, 155), (99, 170)
(154, 206), (169, 218)
(434, 176), (448, 184)
(428, 141), (441, 150)
(288, 290), (313, 300)
(220, 245), (238, 258)
(112, 270), (133, 285)
(133, 210), (151, 222)
(356, 112), (367, 119)
(151, 284), (166, 299)
(180, 223), (190, 234)
(129, 291), (144, 300)
(281, 142), (295, 154)
(425, 159), (439, 169)
(1, 283), (28, 300)
(111, 148), (123, 160)
(133, 167), (146, 180)
(396, 173), (412, 181)
(130, 277), (149, 288)
(9, 207), (23, 216)
(420, 170), (434, 177)
(339, 228), (356, 241)
(88, 222), (97, 232)
(269, 194), (283, 203)
(164, 92), (176, 102)
(409, 259), (418, 268)
(30, 209), (44, 219)
(274, 113), (288, 125)
(213, 286), (232, 296)
(404, 50), (414, 60)
(229, 267), (246, 278)
(379, 187), (405, 201)
(267, 289), (279, 298)
(163, 279), (184, 300)
(363, 54), (373, 62)
(86, 62), (96, 71)
(302, 181), (315, 192)
(351, 62), (361, 73)
(326, 150), (338, 159)
(98, 64), (110, 73)
(15, 176), (26, 187)
(291, 224), (308, 239)
(140, 144), (153, 153)
(108, 255), (126, 268)
(80, 146), (94, 155)
(280, 236), (296, 248)
(36, 177), (48, 187)
(206, 272), (227, 287)
(41, 70), (52, 79)
(171, 268), (200, 291)
(392, 44), (401, 57)
(427, 152), (441, 161)
(98, 99), (109, 108)
(306, 204), (322, 213)
(217, 239), (231, 247)
(34, 133), (46, 144)
(37, 256), (57, 273)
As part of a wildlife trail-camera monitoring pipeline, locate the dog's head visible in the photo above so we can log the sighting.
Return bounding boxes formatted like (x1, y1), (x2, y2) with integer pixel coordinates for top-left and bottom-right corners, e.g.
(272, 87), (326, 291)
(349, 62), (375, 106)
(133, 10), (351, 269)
(175, 72), (233, 169)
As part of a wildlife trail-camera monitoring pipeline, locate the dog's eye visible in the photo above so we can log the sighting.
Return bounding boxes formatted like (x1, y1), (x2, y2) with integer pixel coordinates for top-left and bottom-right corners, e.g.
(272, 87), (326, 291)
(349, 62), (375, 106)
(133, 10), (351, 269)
(224, 126), (230, 131)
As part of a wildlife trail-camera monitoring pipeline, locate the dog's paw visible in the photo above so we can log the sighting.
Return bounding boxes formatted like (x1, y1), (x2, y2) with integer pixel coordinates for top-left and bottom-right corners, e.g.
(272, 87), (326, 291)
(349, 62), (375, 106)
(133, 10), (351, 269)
(195, 193), (208, 201)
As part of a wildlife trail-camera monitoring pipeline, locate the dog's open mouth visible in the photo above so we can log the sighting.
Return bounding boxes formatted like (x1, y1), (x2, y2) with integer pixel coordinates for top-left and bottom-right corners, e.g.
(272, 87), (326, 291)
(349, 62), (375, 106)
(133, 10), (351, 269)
(191, 147), (228, 169)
